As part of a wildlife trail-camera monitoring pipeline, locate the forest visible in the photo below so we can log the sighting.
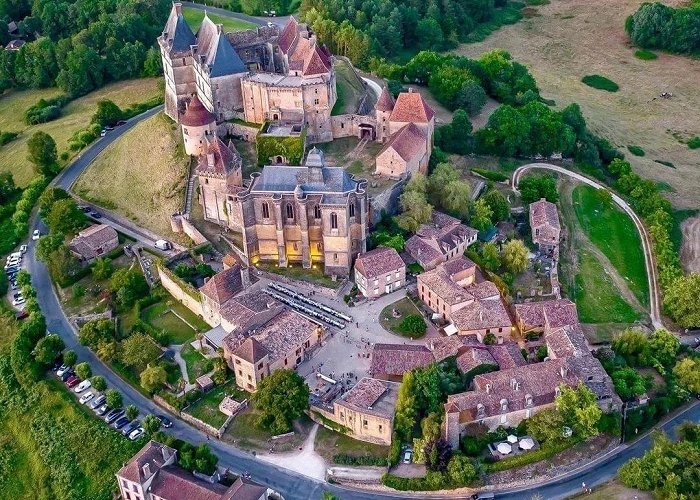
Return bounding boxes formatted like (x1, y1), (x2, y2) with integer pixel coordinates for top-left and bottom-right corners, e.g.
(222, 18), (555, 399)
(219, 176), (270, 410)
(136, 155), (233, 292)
(626, 1), (700, 56)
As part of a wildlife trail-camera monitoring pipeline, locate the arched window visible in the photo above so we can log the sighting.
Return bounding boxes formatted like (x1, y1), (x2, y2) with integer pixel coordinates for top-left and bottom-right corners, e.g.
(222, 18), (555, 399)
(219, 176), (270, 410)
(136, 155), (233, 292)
(330, 212), (338, 229)
(286, 203), (294, 220)
(261, 202), (270, 219)
(314, 205), (321, 219)
(349, 202), (355, 218)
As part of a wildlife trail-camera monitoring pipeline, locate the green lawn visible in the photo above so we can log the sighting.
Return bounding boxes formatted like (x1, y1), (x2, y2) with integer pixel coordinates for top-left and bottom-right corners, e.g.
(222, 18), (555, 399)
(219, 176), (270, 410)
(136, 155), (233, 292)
(256, 262), (342, 289)
(224, 402), (311, 452)
(379, 296), (427, 339)
(572, 185), (649, 306)
(183, 379), (247, 428)
(180, 344), (215, 382)
(571, 250), (640, 324)
(141, 302), (197, 345)
(331, 59), (368, 115)
(314, 426), (389, 463)
(182, 7), (256, 32)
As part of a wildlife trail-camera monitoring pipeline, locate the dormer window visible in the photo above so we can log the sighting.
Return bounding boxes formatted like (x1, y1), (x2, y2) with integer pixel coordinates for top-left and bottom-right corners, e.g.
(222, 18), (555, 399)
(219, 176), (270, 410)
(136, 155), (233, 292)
(525, 394), (533, 407)
(500, 398), (508, 412)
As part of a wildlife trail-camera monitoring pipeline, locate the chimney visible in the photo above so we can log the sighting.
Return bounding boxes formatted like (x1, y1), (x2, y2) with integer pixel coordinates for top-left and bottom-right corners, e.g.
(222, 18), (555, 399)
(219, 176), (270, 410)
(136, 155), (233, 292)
(142, 463), (151, 478)
(207, 153), (215, 167)
(560, 365), (567, 379)
(485, 383), (491, 394)
(408, 87), (414, 93)
(174, 3), (182, 15)
(240, 265), (251, 289)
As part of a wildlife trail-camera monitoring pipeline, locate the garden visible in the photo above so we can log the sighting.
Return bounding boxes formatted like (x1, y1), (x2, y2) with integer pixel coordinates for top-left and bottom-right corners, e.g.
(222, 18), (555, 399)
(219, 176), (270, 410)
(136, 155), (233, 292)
(315, 426), (389, 466)
(379, 297), (427, 339)
(182, 379), (247, 429)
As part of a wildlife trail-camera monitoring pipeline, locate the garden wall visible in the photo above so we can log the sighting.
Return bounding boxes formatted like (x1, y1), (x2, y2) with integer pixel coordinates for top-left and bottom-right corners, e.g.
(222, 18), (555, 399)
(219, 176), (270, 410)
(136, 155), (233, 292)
(170, 214), (208, 246)
(157, 265), (205, 319)
(219, 120), (261, 143)
(369, 177), (406, 225)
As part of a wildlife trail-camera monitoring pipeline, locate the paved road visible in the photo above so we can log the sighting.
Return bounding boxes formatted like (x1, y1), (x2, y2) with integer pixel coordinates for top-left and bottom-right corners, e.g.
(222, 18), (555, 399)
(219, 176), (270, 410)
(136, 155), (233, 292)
(182, 1), (290, 28)
(513, 163), (662, 329)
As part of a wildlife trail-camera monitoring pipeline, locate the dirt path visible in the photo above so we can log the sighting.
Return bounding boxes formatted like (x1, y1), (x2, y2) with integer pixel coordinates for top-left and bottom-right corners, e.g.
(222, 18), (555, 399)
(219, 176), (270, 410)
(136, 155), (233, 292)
(680, 216), (700, 273)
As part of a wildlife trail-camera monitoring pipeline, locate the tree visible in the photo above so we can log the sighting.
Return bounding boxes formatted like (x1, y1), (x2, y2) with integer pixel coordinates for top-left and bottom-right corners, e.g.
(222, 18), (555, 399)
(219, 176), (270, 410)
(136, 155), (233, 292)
(75, 361), (91, 380)
(125, 404), (139, 421)
(501, 239), (529, 274)
(140, 364), (167, 393)
(92, 257), (114, 280)
(395, 190), (433, 233)
(252, 370), (309, 434)
(91, 99), (122, 127)
(456, 81), (487, 116)
(109, 268), (149, 308)
(612, 367), (648, 400)
(611, 328), (649, 366)
(482, 189), (510, 223)
(447, 455), (477, 484)
(481, 242), (500, 272)
(0, 172), (16, 204)
(475, 104), (531, 157)
(519, 174), (559, 204)
(673, 358), (700, 394)
(142, 414), (162, 435)
(33, 333), (64, 364)
(91, 375), (107, 392)
(105, 389), (122, 409)
(663, 274), (700, 328)
(79, 319), (114, 349)
(46, 245), (82, 285)
(394, 370), (418, 441)
(399, 315), (427, 337)
(471, 198), (493, 231)
(63, 349), (77, 366)
(483, 333), (497, 345)
(121, 333), (156, 371)
(96, 339), (119, 362)
(647, 329), (680, 368)
(424, 438), (452, 472)
(27, 130), (57, 172)
(47, 198), (86, 235)
(57, 43), (104, 97)
(556, 383), (601, 438)
(527, 407), (565, 443)
(35, 231), (64, 263)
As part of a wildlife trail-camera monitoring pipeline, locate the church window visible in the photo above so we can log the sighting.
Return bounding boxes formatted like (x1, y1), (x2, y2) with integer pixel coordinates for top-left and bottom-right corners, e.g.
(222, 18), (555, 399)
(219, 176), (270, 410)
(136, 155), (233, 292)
(330, 212), (338, 229)
(314, 205), (321, 219)
(349, 203), (355, 217)
(261, 202), (270, 219)
(286, 203), (294, 219)
(314, 98), (319, 105)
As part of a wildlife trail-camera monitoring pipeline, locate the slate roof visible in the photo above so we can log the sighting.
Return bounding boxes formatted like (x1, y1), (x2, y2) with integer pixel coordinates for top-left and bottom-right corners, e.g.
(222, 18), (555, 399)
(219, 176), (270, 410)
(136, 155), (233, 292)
(390, 90), (435, 123)
(378, 123), (427, 162)
(355, 247), (404, 279)
(375, 86), (395, 112)
(199, 265), (243, 305)
(180, 94), (215, 127)
(369, 343), (434, 377)
(195, 15), (247, 77)
(5, 39), (25, 50)
(196, 137), (241, 177)
(162, 4), (196, 54)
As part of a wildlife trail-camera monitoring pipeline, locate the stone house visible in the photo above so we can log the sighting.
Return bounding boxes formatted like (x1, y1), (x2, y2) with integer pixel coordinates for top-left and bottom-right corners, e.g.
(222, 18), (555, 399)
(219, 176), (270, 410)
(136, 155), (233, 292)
(514, 298), (578, 335)
(368, 343), (435, 382)
(353, 246), (405, 298)
(405, 211), (478, 271)
(375, 122), (429, 178)
(199, 264), (250, 327)
(116, 440), (273, 500)
(195, 136), (243, 225)
(68, 224), (118, 263)
(529, 198), (560, 255)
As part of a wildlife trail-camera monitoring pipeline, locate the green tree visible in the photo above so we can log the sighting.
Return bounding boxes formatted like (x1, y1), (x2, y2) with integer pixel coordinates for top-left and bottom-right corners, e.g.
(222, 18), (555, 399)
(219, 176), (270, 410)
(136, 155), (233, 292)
(92, 257), (114, 280)
(90, 375), (107, 392)
(142, 414), (162, 435)
(140, 363), (167, 393)
(482, 189), (510, 223)
(647, 329), (680, 368)
(27, 130), (57, 172)
(47, 198), (86, 235)
(399, 315), (427, 337)
(673, 358), (700, 394)
(63, 349), (77, 366)
(142, 46), (162, 77)
(57, 43), (104, 97)
(46, 245), (82, 285)
(33, 333), (64, 364)
(519, 174), (559, 204)
(481, 242), (500, 271)
(456, 81), (487, 116)
(125, 404), (139, 421)
(663, 274), (700, 328)
(394, 370), (418, 441)
(527, 407), (565, 443)
(556, 383), (601, 438)
(120, 333), (156, 371)
(501, 239), (529, 274)
(91, 99), (122, 127)
(74, 361), (91, 380)
(35, 231), (64, 262)
(435, 109), (473, 155)
(96, 339), (119, 362)
(105, 389), (122, 409)
(611, 329), (649, 366)
(612, 367), (647, 400)
(475, 104), (531, 157)
(447, 455), (477, 485)
(471, 198), (493, 231)
(109, 268), (149, 308)
(78, 319), (114, 349)
(0, 171), (16, 204)
(252, 369), (310, 435)
(395, 190), (433, 233)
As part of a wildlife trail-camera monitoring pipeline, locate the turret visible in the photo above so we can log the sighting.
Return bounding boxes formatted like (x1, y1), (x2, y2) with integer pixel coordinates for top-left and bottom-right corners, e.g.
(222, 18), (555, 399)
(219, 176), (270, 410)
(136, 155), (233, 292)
(180, 94), (216, 156)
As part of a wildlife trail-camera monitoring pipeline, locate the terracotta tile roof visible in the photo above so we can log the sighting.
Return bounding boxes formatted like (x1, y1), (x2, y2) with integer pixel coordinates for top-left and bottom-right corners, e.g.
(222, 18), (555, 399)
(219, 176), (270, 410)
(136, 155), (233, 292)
(456, 347), (498, 373)
(515, 299), (578, 331)
(246, 309), (319, 364)
(150, 465), (228, 500)
(335, 377), (400, 420)
(375, 86), (395, 112)
(222, 477), (268, 500)
(302, 44), (331, 76)
(117, 440), (176, 483)
(451, 297), (512, 332)
(529, 199), (560, 229)
(408, 212), (478, 265)
(369, 343), (434, 377)
(488, 343), (527, 369)
(545, 323), (589, 359)
(233, 337), (268, 363)
(466, 281), (500, 300)
(69, 224), (118, 260)
(378, 123), (427, 162)
(390, 90), (435, 123)
(355, 247), (404, 279)
(405, 235), (444, 268)
(180, 94), (215, 127)
(418, 267), (473, 306)
(199, 265), (243, 305)
(429, 336), (477, 362)
(442, 256), (477, 278)
(196, 137), (241, 177)
(278, 16), (299, 54)
(428, 337), (524, 370)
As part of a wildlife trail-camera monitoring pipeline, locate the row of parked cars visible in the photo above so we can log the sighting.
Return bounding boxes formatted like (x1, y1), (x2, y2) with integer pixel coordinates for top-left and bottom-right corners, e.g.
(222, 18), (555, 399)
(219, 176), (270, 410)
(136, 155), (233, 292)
(4, 246), (28, 307)
(54, 363), (173, 441)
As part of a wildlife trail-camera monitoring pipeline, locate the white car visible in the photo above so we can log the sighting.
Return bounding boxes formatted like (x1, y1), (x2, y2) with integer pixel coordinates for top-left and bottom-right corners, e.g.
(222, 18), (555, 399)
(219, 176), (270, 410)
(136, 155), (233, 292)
(32, 229), (40, 240)
(128, 427), (145, 441)
(56, 364), (69, 376)
(73, 380), (92, 393)
(19, 245), (27, 254)
(79, 392), (95, 404)
(100, 129), (107, 137)
(12, 297), (25, 307)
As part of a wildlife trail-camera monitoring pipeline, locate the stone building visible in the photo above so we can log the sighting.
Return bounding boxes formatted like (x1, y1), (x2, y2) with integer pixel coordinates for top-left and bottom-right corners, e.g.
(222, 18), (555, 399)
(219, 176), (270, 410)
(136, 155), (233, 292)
(179, 94), (217, 156)
(199, 263), (250, 327)
(353, 246), (405, 298)
(195, 136), (243, 225)
(405, 211), (478, 271)
(529, 198), (561, 255)
(68, 224), (119, 263)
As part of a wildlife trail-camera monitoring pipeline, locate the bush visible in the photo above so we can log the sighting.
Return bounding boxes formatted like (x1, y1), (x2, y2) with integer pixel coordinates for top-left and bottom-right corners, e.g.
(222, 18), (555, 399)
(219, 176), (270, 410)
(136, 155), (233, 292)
(486, 438), (582, 472)
(398, 314), (427, 337)
(388, 432), (401, 466)
(688, 137), (700, 149)
(0, 131), (19, 146)
(471, 168), (508, 182)
(23, 95), (70, 125)
(627, 145), (645, 156)
(581, 75), (619, 92)
(333, 454), (387, 466)
(634, 49), (657, 60)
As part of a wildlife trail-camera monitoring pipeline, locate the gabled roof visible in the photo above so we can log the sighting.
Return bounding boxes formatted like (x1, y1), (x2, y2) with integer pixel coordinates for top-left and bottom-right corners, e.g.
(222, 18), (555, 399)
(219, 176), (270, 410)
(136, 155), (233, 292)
(390, 90), (435, 123)
(199, 265), (243, 305)
(529, 198), (560, 229)
(222, 477), (269, 500)
(302, 44), (332, 76)
(369, 343), (434, 377)
(180, 94), (216, 127)
(206, 27), (247, 77)
(163, 3), (196, 54)
(117, 440), (176, 483)
(375, 86), (395, 112)
(355, 247), (404, 279)
(278, 16), (299, 54)
(378, 123), (427, 162)
(196, 137), (241, 177)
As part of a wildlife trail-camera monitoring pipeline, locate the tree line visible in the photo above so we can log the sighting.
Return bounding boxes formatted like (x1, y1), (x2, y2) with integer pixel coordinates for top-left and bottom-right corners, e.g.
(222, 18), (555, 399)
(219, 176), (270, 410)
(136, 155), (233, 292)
(626, 2), (700, 56)
(0, 0), (169, 96)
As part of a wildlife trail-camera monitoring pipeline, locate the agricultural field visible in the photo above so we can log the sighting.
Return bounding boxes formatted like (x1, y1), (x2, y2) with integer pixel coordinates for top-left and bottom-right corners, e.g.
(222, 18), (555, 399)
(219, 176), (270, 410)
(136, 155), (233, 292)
(182, 7), (256, 32)
(0, 78), (161, 187)
(73, 112), (189, 240)
(454, 0), (700, 210)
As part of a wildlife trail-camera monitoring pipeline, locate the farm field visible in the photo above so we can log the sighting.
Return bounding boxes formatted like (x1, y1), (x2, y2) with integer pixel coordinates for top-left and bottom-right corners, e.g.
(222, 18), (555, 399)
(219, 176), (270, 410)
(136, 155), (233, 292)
(182, 7), (256, 32)
(0, 78), (161, 187)
(73, 112), (189, 240)
(572, 184), (648, 306)
(454, 0), (700, 210)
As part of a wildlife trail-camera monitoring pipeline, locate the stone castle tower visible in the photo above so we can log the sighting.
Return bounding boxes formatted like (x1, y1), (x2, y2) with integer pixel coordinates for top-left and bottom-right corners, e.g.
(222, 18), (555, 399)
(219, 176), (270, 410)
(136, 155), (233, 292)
(374, 86), (395, 143)
(180, 95), (217, 156)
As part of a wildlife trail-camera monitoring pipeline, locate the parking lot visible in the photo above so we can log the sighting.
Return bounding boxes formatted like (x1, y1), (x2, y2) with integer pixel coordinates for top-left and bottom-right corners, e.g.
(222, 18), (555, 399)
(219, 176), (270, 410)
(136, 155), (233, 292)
(4, 244), (29, 313)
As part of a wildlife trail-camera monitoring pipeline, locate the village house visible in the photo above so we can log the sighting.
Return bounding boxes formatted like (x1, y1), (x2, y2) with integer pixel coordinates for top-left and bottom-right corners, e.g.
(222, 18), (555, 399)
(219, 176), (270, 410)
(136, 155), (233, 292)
(116, 441), (275, 500)
(68, 224), (119, 263)
(514, 298), (579, 335)
(369, 343), (436, 382)
(529, 198), (561, 256)
(199, 263), (251, 327)
(353, 246), (406, 298)
(405, 211), (478, 271)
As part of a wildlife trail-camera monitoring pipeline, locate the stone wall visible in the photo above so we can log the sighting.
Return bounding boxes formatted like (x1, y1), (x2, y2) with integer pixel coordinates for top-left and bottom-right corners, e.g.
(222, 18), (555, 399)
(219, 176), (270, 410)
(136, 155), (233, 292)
(368, 177), (406, 225)
(254, 267), (345, 299)
(157, 265), (204, 318)
(330, 114), (376, 141)
(219, 121), (261, 143)
(170, 214), (208, 245)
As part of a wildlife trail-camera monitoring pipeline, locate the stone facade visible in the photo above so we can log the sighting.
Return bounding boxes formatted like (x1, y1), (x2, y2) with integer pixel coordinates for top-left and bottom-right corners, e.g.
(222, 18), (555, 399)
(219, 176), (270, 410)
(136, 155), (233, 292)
(354, 247), (406, 298)
(529, 198), (561, 255)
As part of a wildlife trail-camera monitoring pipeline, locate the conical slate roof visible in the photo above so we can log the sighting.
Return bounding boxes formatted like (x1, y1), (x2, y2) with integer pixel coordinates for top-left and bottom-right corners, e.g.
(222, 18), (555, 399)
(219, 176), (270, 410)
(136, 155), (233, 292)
(164, 4), (196, 53)
(208, 31), (247, 77)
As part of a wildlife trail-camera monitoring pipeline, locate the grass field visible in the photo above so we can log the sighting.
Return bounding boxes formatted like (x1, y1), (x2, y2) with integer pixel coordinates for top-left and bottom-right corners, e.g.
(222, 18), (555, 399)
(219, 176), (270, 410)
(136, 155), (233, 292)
(0, 78), (161, 188)
(332, 59), (371, 115)
(572, 250), (640, 324)
(454, 0), (700, 210)
(74, 112), (189, 239)
(314, 426), (389, 463)
(572, 184), (649, 306)
(180, 344), (214, 382)
(183, 379), (246, 428)
(182, 7), (256, 32)
(141, 301), (207, 345)
(379, 297), (427, 339)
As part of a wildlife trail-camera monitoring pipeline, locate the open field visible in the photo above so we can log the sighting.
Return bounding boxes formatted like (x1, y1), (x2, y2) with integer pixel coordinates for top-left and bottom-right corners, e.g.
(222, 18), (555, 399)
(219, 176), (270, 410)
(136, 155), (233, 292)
(141, 301), (209, 345)
(181, 344), (215, 381)
(0, 78), (161, 187)
(223, 402), (312, 452)
(454, 0), (700, 210)
(74, 112), (189, 239)
(183, 379), (246, 428)
(182, 7), (256, 32)
(680, 215), (700, 273)
(572, 184), (648, 306)
(314, 426), (389, 464)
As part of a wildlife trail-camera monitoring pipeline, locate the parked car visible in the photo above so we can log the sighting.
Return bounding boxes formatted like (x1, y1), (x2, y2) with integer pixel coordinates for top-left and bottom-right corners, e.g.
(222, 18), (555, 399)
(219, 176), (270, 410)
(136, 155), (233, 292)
(66, 376), (81, 388)
(121, 420), (140, 436)
(89, 395), (106, 409)
(128, 428), (145, 441)
(79, 392), (95, 404)
(155, 414), (173, 428)
(32, 229), (40, 240)
(60, 369), (74, 382)
(100, 129), (107, 137)
(90, 211), (102, 219)
(12, 297), (25, 307)
(19, 244), (27, 254)
(115, 120), (127, 126)
(402, 450), (413, 464)
(112, 415), (130, 429)
(95, 404), (110, 416)
(154, 239), (171, 251)
(56, 364), (69, 376)
(105, 408), (124, 424)
(74, 380), (92, 393)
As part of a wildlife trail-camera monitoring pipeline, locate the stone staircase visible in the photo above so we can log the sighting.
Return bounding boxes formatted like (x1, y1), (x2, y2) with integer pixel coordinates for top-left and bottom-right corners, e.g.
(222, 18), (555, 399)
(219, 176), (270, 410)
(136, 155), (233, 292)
(183, 172), (196, 216)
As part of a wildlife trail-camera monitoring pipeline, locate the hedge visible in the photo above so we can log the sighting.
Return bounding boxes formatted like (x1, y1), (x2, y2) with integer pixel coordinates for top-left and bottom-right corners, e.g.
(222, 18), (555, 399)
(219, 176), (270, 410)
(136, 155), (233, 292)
(471, 168), (509, 182)
(256, 122), (306, 166)
(24, 95), (71, 125)
(333, 454), (387, 466)
(581, 75), (620, 92)
(485, 437), (582, 472)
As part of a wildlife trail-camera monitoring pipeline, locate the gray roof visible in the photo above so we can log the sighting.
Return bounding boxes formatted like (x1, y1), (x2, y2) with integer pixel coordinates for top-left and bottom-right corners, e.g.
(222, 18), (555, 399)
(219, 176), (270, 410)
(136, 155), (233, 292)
(207, 30), (247, 77)
(167, 12), (196, 53)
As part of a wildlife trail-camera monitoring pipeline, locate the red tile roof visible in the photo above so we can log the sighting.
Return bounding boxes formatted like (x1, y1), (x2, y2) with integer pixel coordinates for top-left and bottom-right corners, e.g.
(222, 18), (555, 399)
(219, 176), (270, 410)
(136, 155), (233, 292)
(150, 465), (228, 500)
(451, 297), (512, 332)
(233, 337), (268, 364)
(199, 265), (244, 305)
(390, 90), (435, 123)
(378, 123), (427, 162)
(529, 198), (560, 229)
(222, 477), (269, 500)
(196, 137), (241, 177)
(355, 247), (405, 279)
(117, 440), (176, 483)
(369, 343), (434, 377)
(180, 94), (215, 127)
(277, 16), (299, 54)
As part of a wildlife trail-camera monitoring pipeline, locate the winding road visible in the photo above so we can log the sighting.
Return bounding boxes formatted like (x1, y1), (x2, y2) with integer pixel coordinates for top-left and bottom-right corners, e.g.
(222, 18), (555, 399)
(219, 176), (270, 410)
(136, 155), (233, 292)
(513, 163), (662, 329)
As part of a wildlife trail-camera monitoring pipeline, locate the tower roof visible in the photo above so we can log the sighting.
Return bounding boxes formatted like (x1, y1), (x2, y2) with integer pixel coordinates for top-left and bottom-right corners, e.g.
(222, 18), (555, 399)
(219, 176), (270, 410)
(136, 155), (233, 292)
(390, 90), (435, 123)
(278, 16), (299, 54)
(195, 137), (241, 176)
(163, 3), (196, 53)
(375, 86), (395, 112)
(180, 94), (215, 127)
(196, 14), (247, 77)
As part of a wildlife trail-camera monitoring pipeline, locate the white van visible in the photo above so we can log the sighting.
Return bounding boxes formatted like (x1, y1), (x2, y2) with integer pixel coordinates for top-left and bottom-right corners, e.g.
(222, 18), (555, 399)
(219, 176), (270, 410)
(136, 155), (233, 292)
(154, 240), (171, 251)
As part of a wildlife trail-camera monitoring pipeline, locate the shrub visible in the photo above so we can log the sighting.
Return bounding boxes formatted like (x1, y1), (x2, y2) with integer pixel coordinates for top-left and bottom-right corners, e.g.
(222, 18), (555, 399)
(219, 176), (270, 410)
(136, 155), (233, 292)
(398, 314), (427, 337)
(581, 75), (619, 92)
(0, 131), (19, 146)
(483, 333), (497, 345)
(23, 95), (70, 125)
(627, 145), (645, 156)
(470, 168), (508, 182)
(687, 137), (700, 149)
(654, 159), (675, 169)
(333, 454), (387, 466)
(634, 49), (657, 60)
